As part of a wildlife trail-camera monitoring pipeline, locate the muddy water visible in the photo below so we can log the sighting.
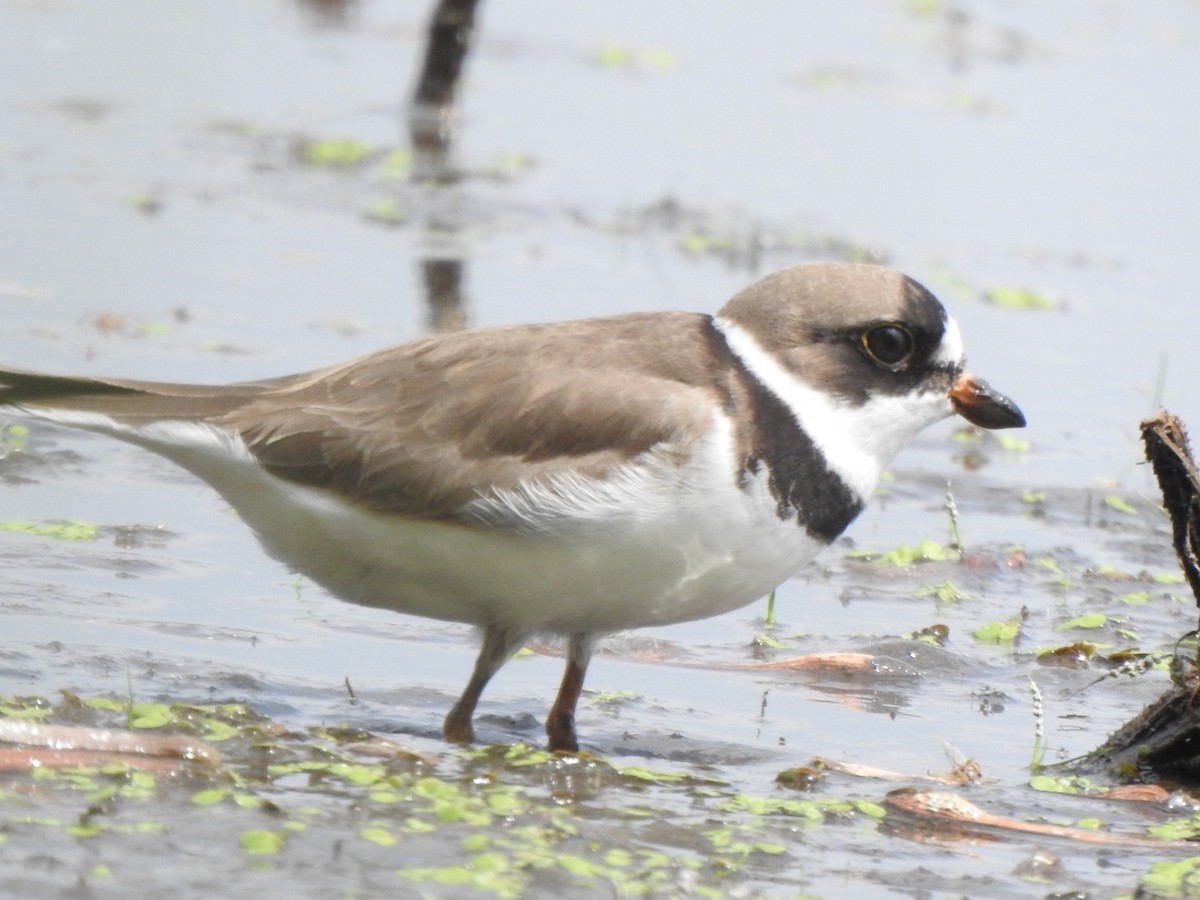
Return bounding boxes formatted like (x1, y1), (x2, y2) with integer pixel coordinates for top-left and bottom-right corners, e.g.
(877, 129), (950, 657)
(2, 1), (1200, 897)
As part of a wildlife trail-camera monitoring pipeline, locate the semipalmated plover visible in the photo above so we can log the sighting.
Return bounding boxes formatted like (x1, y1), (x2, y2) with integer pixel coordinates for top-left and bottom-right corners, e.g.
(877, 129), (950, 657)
(0, 262), (1024, 751)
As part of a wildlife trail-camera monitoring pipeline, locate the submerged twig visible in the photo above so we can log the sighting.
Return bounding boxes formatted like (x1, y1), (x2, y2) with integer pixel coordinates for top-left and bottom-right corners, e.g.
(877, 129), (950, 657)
(814, 756), (978, 787)
(707, 652), (875, 673)
(0, 719), (220, 772)
(885, 789), (1189, 849)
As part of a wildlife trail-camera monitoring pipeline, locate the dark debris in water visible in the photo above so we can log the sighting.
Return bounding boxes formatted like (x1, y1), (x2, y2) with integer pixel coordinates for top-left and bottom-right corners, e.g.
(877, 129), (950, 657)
(1079, 411), (1200, 786)
(1142, 411), (1200, 606)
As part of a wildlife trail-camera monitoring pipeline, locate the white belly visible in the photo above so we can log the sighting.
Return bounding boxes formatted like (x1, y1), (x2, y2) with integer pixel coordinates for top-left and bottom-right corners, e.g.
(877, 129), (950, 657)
(218, 427), (826, 635)
(24, 411), (833, 637)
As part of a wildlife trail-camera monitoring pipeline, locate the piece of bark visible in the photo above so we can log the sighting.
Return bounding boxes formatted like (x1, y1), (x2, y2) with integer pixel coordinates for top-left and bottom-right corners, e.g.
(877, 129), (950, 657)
(1140, 410), (1200, 608)
(1074, 412), (1200, 783)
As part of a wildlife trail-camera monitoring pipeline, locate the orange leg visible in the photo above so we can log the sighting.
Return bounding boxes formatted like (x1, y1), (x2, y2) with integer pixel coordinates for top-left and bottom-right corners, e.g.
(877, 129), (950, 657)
(545, 633), (595, 753)
(443, 627), (524, 744)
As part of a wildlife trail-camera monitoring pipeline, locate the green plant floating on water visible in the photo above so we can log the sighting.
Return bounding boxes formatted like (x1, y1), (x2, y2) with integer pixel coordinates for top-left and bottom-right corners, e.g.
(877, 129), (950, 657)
(365, 198), (406, 225)
(703, 825), (787, 874)
(478, 152), (536, 181)
(616, 765), (726, 787)
(381, 148), (412, 178)
(950, 428), (982, 445)
(997, 433), (1031, 452)
(1122, 591), (1153, 605)
(0, 520), (97, 541)
(916, 581), (969, 603)
(0, 422), (29, 451)
(984, 287), (1058, 310)
(851, 539), (955, 565)
(585, 690), (639, 706)
(1141, 857), (1200, 897)
(1104, 495), (1138, 515)
(128, 192), (162, 214)
(296, 138), (373, 168)
(752, 631), (784, 650)
(0, 698), (53, 720)
(1146, 807), (1200, 843)
(974, 618), (1021, 644)
(82, 696), (250, 741)
(1029, 773), (1105, 796)
(359, 824), (397, 846)
(240, 828), (287, 855)
(1056, 613), (1109, 631)
(593, 45), (680, 71)
(907, 624), (950, 646)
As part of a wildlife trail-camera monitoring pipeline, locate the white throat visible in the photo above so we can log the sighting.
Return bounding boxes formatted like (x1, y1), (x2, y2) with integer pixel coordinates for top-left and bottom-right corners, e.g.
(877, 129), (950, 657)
(712, 317), (954, 502)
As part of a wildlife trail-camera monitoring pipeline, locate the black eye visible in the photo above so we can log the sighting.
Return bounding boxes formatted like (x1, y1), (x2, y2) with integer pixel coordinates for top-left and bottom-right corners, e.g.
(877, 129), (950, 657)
(860, 324), (915, 369)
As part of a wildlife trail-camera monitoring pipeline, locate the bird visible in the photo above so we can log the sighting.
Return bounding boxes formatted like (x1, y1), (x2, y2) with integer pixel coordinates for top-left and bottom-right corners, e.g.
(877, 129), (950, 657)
(0, 262), (1024, 752)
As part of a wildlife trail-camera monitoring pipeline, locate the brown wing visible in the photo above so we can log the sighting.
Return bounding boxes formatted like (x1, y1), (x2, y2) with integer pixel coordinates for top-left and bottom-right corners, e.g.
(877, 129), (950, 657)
(219, 312), (738, 519)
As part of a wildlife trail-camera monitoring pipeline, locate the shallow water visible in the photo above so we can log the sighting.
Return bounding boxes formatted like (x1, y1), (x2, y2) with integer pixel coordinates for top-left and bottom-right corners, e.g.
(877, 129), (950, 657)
(2, 1), (1200, 896)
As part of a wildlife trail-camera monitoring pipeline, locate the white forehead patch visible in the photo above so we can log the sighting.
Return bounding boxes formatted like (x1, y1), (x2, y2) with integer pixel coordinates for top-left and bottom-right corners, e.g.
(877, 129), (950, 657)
(932, 316), (965, 368)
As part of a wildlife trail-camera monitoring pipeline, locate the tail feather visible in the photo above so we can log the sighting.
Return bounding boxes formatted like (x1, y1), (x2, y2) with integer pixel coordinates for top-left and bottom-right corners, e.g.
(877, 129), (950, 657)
(0, 366), (277, 421)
